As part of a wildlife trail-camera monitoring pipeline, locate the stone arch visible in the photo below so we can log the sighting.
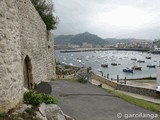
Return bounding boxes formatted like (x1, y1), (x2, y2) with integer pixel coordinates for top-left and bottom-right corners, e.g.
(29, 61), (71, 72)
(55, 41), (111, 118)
(23, 55), (33, 89)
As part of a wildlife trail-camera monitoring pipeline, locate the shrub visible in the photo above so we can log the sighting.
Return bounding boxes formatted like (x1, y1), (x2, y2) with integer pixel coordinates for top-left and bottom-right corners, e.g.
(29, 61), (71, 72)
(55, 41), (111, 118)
(31, 0), (58, 30)
(77, 74), (88, 83)
(65, 65), (71, 69)
(23, 91), (58, 106)
(41, 93), (58, 104)
(25, 108), (36, 116)
(87, 67), (92, 73)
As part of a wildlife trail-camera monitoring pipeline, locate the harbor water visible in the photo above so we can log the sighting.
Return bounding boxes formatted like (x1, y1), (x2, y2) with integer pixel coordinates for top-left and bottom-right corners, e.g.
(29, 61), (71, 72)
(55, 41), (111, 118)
(55, 50), (160, 80)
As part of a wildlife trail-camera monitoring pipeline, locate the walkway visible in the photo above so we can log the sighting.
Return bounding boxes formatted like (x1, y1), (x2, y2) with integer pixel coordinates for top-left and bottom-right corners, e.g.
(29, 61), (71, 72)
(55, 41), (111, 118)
(91, 79), (160, 104)
(50, 80), (159, 120)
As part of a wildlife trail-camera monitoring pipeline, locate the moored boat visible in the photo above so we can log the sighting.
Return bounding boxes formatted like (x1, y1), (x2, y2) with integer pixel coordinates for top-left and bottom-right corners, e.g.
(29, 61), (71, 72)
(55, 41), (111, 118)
(147, 65), (156, 68)
(131, 58), (137, 61)
(145, 56), (151, 59)
(131, 65), (142, 70)
(137, 60), (145, 63)
(101, 64), (108, 68)
(111, 63), (118, 66)
(123, 68), (133, 73)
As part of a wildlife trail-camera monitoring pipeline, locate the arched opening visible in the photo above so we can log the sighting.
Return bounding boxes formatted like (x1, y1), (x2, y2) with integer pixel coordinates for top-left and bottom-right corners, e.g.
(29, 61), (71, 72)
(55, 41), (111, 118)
(23, 55), (33, 89)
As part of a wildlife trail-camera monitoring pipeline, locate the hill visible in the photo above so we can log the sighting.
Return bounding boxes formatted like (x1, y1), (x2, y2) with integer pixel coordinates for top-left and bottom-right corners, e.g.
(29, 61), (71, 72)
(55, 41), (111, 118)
(54, 32), (150, 47)
(54, 32), (107, 46)
(54, 35), (74, 45)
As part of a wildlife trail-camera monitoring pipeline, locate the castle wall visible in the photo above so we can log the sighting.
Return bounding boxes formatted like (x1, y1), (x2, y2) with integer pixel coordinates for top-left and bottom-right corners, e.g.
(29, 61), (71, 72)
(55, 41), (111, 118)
(0, 0), (24, 112)
(0, 0), (55, 112)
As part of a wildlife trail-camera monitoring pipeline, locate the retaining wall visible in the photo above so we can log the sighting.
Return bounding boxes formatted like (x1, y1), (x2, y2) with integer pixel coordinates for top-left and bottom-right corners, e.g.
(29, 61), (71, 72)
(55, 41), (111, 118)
(91, 73), (159, 98)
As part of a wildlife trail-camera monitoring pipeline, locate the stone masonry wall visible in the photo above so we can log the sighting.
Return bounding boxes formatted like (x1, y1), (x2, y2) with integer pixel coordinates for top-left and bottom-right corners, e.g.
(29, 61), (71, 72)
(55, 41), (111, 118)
(0, 0), (24, 112)
(18, 0), (48, 84)
(92, 73), (159, 98)
(0, 0), (55, 112)
(46, 32), (56, 79)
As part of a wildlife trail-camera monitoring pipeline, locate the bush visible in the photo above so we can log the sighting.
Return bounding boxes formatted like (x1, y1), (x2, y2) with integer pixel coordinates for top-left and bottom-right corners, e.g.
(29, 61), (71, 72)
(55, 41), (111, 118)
(25, 108), (36, 116)
(23, 91), (58, 106)
(77, 74), (88, 83)
(31, 0), (58, 30)
(78, 77), (88, 83)
(65, 65), (72, 69)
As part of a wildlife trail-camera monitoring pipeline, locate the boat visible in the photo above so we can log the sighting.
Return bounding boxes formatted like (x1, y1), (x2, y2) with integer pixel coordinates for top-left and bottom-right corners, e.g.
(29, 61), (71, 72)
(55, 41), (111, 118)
(123, 68), (133, 73)
(77, 60), (82, 63)
(147, 65), (156, 68)
(111, 63), (118, 66)
(131, 65), (142, 70)
(131, 58), (137, 61)
(145, 57), (151, 59)
(137, 59), (145, 63)
(101, 64), (108, 68)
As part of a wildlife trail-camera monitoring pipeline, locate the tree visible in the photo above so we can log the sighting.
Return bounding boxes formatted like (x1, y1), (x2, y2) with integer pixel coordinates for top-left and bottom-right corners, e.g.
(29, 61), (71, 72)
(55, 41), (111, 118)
(31, 0), (58, 30)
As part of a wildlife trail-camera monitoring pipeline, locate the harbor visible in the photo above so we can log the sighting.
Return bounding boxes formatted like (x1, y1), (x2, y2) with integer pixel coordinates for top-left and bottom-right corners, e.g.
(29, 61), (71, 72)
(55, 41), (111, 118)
(55, 50), (160, 80)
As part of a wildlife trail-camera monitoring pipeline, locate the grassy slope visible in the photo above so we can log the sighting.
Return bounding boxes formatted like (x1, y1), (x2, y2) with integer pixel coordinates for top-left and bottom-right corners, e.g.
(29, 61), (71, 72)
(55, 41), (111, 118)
(105, 89), (160, 113)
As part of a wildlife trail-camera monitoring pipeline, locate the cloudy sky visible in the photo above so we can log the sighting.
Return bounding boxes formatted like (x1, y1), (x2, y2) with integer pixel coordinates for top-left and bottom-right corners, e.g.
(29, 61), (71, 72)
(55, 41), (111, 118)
(52, 0), (160, 40)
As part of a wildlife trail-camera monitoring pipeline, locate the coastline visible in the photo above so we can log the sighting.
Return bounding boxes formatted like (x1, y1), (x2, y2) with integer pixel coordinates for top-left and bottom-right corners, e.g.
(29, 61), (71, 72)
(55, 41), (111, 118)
(59, 48), (150, 53)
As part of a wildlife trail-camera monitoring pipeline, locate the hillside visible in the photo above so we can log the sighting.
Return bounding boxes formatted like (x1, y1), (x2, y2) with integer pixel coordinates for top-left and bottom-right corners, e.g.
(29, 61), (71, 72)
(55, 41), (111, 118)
(54, 32), (107, 46)
(54, 32), (150, 46)
(54, 35), (74, 44)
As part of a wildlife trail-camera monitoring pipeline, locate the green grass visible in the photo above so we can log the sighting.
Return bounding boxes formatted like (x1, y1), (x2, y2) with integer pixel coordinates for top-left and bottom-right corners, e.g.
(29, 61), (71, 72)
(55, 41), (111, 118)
(104, 89), (160, 113)
(132, 80), (156, 83)
(127, 77), (156, 80)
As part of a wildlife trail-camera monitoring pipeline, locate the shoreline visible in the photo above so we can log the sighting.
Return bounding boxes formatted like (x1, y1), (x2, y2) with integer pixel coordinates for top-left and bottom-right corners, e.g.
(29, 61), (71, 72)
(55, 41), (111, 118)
(59, 48), (150, 53)
(57, 61), (157, 81)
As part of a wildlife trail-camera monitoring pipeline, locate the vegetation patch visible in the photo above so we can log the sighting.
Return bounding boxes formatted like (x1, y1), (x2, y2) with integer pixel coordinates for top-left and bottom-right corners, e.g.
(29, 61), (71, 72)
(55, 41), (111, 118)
(104, 89), (160, 113)
(31, 0), (58, 30)
(25, 108), (36, 117)
(127, 77), (156, 80)
(23, 91), (58, 106)
(56, 62), (80, 76)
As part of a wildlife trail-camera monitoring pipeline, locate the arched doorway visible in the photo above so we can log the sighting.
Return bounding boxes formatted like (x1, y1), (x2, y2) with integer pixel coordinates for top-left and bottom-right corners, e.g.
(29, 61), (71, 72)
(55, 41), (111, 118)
(23, 55), (33, 89)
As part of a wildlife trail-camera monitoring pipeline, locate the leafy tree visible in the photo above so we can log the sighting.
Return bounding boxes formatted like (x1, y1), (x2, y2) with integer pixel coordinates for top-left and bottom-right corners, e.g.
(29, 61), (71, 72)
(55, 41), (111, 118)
(31, 0), (58, 30)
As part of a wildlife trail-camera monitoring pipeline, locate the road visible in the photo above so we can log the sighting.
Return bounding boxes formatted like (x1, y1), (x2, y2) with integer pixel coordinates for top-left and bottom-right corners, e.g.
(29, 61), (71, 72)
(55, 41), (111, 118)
(50, 80), (159, 120)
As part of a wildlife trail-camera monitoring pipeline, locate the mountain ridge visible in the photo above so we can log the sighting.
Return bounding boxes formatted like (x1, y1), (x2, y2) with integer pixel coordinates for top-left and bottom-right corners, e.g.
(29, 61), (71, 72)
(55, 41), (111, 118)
(54, 32), (150, 46)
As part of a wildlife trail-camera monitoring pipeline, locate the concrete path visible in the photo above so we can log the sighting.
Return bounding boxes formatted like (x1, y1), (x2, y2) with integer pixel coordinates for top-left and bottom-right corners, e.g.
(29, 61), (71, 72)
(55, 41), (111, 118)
(50, 80), (160, 120)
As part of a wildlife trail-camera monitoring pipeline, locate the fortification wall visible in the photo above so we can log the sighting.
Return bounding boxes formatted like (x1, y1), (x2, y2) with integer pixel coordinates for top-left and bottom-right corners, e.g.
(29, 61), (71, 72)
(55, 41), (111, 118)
(0, 0), (55, 112)
(0, 0), (24, 112)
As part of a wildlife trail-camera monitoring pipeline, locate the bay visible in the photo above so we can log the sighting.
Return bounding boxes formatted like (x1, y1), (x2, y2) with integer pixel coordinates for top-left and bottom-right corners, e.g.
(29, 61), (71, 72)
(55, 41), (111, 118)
(55, 50), (160, 80)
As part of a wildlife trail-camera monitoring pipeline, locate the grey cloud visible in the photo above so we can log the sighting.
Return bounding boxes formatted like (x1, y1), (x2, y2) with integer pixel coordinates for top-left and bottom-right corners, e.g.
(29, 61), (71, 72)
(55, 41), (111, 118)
(53, 0), (160, 39)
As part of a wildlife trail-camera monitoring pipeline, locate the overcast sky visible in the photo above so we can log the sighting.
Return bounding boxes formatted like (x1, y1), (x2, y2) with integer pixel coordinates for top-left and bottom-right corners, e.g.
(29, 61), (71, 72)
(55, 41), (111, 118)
(52, 0), (160, 40)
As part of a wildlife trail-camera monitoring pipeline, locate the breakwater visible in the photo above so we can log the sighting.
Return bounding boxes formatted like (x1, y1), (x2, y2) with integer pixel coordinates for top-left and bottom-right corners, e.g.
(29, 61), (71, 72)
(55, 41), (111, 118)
(60, 48), (150, 53)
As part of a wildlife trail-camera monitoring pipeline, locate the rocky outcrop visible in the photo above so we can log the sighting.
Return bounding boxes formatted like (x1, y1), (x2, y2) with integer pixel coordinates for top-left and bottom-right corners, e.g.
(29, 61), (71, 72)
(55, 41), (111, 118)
(39, 103), (66, 120)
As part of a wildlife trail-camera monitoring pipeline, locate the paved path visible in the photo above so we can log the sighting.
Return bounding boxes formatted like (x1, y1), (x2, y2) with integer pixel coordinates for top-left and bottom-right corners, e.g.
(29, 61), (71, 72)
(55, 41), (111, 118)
(91, 79), (160, 104)
(50, 80), (159, 120)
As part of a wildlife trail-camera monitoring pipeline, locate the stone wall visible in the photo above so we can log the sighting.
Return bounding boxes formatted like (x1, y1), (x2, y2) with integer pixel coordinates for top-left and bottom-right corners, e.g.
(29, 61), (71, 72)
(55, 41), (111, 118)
(0, 0), (24, 112)
(91, 73), (159, 98)
(0, 0), (55, 112)
(91, 73), (118, 88)
(117, 84), (157, 97)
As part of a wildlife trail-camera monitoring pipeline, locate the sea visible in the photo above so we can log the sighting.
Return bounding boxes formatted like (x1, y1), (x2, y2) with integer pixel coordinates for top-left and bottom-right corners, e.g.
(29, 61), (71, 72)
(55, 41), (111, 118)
(55, 50), (160, 80)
